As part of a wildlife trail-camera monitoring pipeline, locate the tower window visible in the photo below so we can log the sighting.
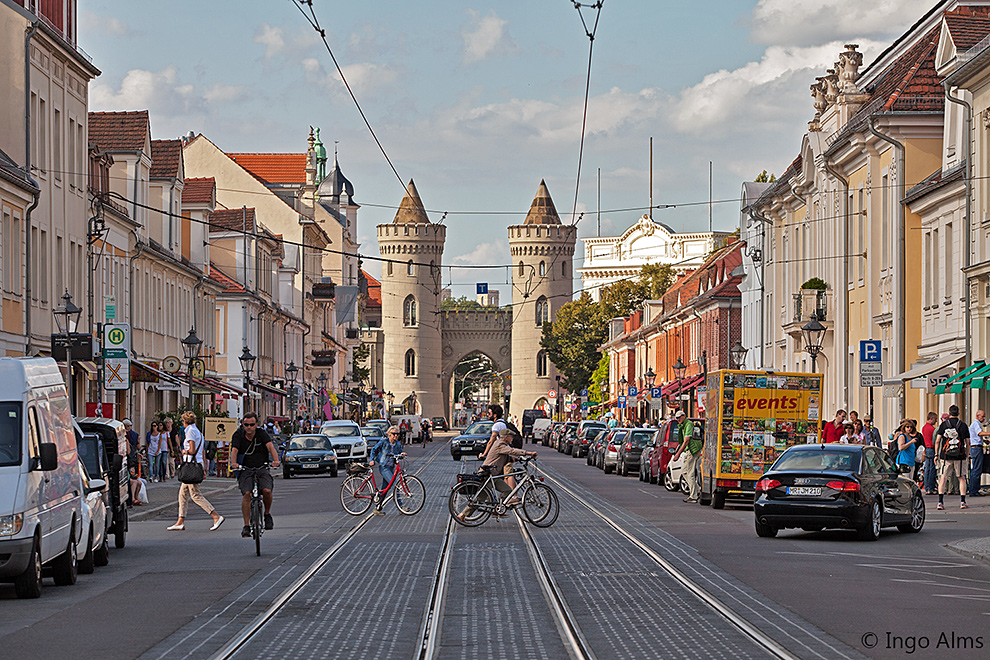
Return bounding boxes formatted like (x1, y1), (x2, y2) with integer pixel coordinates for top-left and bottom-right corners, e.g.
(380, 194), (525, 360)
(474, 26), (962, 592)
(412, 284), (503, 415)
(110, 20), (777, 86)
(562, 261), (567, 277)
(407, 260), (414, 276)
(403, 295), (417, 326)
(518, 261), (524, 277)
(535, 296), (549, 326)
(388, 260), (393, 276)
(537, 350), (548, 377)
(539, 261), (546, 276)
(405, 349), (416, 376)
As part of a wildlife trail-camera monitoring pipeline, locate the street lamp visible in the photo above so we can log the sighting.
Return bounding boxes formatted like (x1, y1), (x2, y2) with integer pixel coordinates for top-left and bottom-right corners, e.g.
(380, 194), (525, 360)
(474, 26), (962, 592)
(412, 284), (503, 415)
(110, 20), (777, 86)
(239, 346), (256, 410)
(52, 290), (82, 415)
(730, 341), (748, 370)
(181, 327), (202, 411)
(285, 361), (298, 428)
(672, 357), (686, 414)
(802, 313), (827, 372)
(618, 375), (627, 424)
(645, 367), (656, 388)
(316, 372), (328, 421)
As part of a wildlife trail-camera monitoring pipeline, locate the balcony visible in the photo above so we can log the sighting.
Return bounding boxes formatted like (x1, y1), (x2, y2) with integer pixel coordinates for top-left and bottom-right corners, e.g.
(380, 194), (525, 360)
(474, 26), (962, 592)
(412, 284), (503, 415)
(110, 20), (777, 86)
(313, 282), (336, 300)
(345, 328), (359, 340)
(312, 350), (336, 367)
(792, 289), (828, 323)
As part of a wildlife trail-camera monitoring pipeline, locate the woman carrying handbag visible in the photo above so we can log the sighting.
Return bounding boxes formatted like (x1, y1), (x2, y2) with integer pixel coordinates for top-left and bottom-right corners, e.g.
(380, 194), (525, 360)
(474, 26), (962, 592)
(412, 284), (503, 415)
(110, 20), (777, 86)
(168, 411), (224, 531)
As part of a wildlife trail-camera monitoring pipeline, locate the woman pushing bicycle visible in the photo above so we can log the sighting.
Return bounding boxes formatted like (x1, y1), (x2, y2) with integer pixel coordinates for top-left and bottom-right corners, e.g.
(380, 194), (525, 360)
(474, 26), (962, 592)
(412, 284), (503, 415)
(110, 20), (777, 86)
(369, 426), (406, 515)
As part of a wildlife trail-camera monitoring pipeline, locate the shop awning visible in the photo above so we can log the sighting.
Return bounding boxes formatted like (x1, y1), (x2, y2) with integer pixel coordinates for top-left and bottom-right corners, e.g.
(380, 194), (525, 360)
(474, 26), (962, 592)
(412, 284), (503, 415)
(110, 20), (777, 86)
(661, 374), (704, 398)
(896, 353), (965, 382)
(203, 377), (247, 396)
(251, 379), (287, 398)
(966, 363), (990, 390)
(935, 361), (987, 394)
(73, 360), (99, 380)
(132, 359), (185, 385)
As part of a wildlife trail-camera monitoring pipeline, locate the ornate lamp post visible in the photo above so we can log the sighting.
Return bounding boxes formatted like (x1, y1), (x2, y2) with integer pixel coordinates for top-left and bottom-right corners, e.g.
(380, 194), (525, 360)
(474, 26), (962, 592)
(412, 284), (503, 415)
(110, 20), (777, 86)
(672, 357), (686, 414)
(619, 375), (627, 424)
(730, 341), (748, 370)
(645, 367), (657, 424)
(802, 314), (827, 372)
(339, 376), (350, 420)
(285, 361), (298, 428)
(239, 346), (256, 412)
(52, 290), (82, 415)
(316, 372), (328, 421)
(181, 327), (202, 411)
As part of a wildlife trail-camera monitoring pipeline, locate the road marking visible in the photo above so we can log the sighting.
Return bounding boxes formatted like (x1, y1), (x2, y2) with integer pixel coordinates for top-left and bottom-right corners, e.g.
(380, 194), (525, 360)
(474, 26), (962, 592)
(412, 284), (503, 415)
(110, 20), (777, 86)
(637, 488), (659, 499)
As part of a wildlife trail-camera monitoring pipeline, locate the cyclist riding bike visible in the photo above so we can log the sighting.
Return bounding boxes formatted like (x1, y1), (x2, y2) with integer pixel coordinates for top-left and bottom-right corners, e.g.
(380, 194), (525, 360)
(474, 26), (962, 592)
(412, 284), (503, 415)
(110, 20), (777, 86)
(229, 412), (281, 538)
(481, 427), (537, 505)
(368, 425), (406, 515)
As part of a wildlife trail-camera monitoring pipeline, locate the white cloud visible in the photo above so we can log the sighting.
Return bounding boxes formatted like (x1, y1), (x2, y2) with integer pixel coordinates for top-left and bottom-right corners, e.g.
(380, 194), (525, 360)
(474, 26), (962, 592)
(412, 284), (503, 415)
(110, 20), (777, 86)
(302, 58), (398, 99)
(462, 10), (515, 64)
(254, 24), (285, 58)
(204, 83), (248, 104)
(750, 0), (934, 46)
(452, 240), (507, 265)
(668, 40), (886, 135)
(81, 12), (136, 37)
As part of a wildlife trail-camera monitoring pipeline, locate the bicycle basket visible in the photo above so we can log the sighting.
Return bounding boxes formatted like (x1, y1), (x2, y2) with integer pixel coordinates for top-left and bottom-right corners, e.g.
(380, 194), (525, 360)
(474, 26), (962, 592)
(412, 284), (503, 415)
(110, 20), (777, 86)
(347, 462), (370, 475)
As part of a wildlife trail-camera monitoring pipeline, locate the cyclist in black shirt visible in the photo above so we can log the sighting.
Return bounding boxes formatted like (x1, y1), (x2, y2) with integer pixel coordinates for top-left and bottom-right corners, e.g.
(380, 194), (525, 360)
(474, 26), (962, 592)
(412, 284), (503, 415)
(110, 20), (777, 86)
(230, 412), (281, 538)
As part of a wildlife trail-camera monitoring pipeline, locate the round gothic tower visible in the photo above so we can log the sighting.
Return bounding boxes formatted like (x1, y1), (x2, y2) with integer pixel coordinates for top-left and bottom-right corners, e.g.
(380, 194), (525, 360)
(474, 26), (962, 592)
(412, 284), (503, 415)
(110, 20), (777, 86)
(377, 180), (445, 417)
(508, 180), (576, 420)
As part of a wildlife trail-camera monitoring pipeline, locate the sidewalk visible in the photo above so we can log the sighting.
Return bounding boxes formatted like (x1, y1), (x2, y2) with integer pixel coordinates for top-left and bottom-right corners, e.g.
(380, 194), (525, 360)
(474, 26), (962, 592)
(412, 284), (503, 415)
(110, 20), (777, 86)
(929, 487), (990, 565)
(129, 475), (240, 522)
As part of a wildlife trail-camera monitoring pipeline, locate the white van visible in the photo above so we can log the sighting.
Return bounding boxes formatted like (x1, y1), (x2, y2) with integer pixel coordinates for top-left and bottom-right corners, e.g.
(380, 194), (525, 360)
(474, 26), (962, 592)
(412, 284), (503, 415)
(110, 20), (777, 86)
(0, 357), (84, 598)
(532, 418), (553, 442)
(390, 415), (423, 442)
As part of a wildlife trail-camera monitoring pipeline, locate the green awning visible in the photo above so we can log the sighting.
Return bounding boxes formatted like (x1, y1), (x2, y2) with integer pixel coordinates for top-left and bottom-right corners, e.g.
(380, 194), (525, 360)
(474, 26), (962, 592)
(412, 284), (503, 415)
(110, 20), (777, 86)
(969, 363), (990, 390)
(936, 361), (986, 394)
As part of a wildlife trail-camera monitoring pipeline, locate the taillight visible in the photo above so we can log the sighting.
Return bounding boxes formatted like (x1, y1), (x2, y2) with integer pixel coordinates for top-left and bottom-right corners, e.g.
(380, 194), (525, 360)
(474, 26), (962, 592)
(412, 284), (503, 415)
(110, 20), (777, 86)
(826, 480), (860, 492)
(625, 443), (633, 451)
(755, 478), (781, 491)
(608, 444), (616, 452)
(716, 479), (740, 488)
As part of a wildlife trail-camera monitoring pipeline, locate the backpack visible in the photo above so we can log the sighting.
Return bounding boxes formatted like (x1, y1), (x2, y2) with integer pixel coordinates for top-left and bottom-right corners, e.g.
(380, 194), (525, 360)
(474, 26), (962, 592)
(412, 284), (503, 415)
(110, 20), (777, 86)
(887, 436), (900, 461)
(942, 421), (965, 460)
(499, 419), (524, 449)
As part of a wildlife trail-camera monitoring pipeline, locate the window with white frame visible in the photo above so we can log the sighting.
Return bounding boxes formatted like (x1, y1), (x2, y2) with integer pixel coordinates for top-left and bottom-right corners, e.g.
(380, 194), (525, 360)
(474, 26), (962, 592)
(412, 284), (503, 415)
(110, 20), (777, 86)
(535, 296), (549, 326)
(403, 295), (417, 327)
(405, 349), (416, 376)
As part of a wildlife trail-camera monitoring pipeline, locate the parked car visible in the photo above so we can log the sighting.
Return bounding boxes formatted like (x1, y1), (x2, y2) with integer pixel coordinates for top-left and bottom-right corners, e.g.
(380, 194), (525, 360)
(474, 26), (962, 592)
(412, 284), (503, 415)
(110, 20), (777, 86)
(283, 434), (339, 478)
(319, 420), (367, 465)
(643, 420), (677, 484)
(753, 444), (925, 541)
(361, 426), (385, 444)
(521, 408), (547, 440)
(577, 420), (606, 436)
(615, 428), (655, 476)
(431, 416), (449, 432)
(77, 460), (111, 574)
(587, 431), (612, 467)
(601, 429), (628, 474)
(532, 418), (553, 444)
(573, 426), (605, 459)
(551, 422), (578, 450)
(75, 416), (130, 548)
(450, 421), (494, 460)
(560, 426), (579, 454)
(366, 419), (390, 436)
(0, 357), (85, 598)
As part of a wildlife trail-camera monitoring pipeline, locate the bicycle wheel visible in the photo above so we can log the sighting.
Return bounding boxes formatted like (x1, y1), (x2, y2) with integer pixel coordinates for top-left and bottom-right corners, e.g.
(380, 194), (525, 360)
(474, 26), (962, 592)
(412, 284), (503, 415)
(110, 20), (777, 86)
(393, 475), (426, 515)
(251, 498), (263, 556)
(340, 475), (374, 515)
(522, 483), (559, 527)
(448, 481), (492, 527)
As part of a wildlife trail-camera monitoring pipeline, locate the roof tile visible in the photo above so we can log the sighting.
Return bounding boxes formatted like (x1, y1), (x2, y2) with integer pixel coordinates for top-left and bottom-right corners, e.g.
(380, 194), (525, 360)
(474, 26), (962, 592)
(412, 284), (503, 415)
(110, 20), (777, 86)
(182, 177), (215, 205)
(88, 111), (149, 152)
(150, 139), (182, 179)
(226, 152), (307, 186)
(209, 208), (256, 233)
(209, 264), (246, 294)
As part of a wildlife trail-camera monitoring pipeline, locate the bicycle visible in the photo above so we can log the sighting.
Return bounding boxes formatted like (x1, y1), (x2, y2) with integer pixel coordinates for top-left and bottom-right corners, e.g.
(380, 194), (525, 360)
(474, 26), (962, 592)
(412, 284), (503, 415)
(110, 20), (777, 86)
(448, 456), (559, 527)
(237, 464), (270, 556)
(339, 456), (426, 516)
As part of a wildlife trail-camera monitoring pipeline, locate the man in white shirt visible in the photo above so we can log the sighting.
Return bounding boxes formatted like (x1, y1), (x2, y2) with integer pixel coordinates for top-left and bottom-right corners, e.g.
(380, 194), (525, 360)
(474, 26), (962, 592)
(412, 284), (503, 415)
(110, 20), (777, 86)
(969, 409), (989, 497)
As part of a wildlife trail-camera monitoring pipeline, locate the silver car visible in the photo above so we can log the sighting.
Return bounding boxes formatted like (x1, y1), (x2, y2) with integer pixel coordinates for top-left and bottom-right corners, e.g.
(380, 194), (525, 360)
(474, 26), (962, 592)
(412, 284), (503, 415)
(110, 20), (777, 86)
(320, 420), (368, 464)
(78, 460), (111, 574)
(602, 429), (628, 474)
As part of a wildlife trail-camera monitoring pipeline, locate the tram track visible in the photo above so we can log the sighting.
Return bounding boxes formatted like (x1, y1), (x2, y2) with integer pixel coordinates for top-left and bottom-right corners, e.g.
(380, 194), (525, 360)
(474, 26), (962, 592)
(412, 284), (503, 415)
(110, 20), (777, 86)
(210, 442), (451, 660)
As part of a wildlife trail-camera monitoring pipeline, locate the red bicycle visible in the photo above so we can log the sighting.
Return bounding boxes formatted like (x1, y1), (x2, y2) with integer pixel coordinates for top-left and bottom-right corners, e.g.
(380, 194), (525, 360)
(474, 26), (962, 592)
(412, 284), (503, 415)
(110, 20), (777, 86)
(339, 456), (426, 515)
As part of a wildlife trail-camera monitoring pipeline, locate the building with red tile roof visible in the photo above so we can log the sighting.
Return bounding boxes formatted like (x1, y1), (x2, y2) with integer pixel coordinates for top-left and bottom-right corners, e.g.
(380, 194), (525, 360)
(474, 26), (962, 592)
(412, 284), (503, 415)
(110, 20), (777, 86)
(89, 111), (150, 152)
(226, 152), (308, 186)
(182, 177), (216, 206)
(150, 139), (182, 180)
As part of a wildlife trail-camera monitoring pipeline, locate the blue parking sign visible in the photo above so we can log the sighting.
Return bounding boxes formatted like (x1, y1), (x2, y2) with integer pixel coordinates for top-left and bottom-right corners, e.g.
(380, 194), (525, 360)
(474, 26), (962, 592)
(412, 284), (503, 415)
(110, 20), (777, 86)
(651, 387), (662, 398)
(617, 395), (627, 409)
(860, 340), (881, 362)
(628, 386), (638, 397)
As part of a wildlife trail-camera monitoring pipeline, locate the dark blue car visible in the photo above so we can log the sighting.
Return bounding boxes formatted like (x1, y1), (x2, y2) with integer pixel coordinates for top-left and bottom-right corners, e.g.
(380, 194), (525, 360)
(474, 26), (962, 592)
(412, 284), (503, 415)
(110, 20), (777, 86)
(450, 421), (493, 460)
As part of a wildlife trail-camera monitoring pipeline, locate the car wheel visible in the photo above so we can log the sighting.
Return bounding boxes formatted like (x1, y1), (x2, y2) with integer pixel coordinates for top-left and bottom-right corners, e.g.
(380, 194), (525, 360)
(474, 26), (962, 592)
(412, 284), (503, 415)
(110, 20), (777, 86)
(620, 460), (628, 477)
(678, 475), (689, 493)
(114, 507), (127, 549)
(52, 532), (78, 586)
(283, 466), (292, 479)
(857, 499), (882, 541)
(712, 491), (726, 510)
(94, 529), (110, 567)
(330, 469), (339, 478)
(451, 452), (461, 461)
(897, 494), (925, 534)
(79, 524), (96, 575)
(755, 518), (778, 538)
(604, 463), (613, 474)
(664, 469), (678, 492)
(14, 536), (42, 599)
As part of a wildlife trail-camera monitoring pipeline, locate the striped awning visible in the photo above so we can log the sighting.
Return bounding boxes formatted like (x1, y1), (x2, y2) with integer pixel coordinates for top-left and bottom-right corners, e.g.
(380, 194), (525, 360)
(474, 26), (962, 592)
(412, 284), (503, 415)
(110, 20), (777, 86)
(935, 361), (986, 394)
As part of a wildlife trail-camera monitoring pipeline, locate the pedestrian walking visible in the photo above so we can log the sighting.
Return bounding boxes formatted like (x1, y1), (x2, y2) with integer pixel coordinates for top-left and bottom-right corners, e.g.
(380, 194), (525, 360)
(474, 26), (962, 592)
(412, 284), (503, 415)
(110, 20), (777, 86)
(936, 405), (969, 510)
(147, 421), (165, 482)
(167, 411), (224, 531)
(895, 419), (921, 481)
(921, 412), (938, 494)
(164, 417), (181, 479)
(841, 421), (858, 444)
(821, 410), (846, 443)
(968, 409), (989, 497)
(671, 410), (701, 503)
(863, 415), (883, 448)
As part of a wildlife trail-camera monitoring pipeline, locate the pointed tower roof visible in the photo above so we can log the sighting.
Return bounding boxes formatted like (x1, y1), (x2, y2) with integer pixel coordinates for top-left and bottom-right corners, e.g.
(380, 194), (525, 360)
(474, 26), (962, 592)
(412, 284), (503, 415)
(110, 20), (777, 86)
(523, 180), (561, 225)
(392, 179), (430, 224)
(317, 155), (356, 204)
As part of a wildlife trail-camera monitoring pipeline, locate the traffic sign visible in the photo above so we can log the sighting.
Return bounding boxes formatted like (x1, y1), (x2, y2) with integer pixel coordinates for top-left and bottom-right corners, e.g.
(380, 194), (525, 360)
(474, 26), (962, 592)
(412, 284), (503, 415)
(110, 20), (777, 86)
(861, 374), (883, 387)
(617, 395), (627, 409)
(105, 296), (116, 321)
(581, 388), (588, 397)
(628, 386), (638, 397)
(547, 390), (557, 399)
(102, 323), (130, 358)
(104, 357), (130, 390)
(650, 387), (662, 398)
(860, 340), (881, 362)
(476, 283), (488, 294)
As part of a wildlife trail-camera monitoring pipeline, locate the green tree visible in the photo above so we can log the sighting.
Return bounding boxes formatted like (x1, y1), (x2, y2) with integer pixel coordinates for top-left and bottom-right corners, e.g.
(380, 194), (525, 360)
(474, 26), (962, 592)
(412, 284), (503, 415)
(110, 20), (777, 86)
(755, 169), (776, 183)
(589, 352), (609, 404)
(540, 293), (601, 393)
(352, 343), (371, 383)
(441, 295), (488, 311)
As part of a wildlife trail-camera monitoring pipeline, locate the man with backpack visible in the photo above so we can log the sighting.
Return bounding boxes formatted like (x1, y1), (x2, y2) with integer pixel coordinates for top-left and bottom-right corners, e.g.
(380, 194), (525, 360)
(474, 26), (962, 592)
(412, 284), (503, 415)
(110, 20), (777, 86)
(936, 405), (970, 510)
(480, 404), (525, 495)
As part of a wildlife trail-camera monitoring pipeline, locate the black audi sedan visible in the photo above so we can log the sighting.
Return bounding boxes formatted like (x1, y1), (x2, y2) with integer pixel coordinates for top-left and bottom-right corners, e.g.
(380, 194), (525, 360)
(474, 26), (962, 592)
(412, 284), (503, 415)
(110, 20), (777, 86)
(450, 420), (494, 460)
(753, 444), (924, 541)
(282, 434), (339, 479)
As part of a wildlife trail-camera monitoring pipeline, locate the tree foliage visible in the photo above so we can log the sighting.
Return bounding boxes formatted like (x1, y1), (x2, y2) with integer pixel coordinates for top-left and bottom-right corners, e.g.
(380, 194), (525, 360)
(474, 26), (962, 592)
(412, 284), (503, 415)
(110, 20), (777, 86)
(441, 295), (490, 311)
(352, 342), (371, 384)
(755, 169), (777, 183)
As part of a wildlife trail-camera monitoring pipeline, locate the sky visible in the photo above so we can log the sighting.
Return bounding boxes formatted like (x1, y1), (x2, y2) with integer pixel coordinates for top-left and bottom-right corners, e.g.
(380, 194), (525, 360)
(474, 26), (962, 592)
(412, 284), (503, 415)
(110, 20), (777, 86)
(82, 0), (937, 298)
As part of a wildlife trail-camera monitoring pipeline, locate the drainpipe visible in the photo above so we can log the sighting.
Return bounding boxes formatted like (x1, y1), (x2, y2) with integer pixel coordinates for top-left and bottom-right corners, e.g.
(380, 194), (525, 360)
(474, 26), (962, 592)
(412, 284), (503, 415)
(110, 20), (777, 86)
(868, 116), (906, 420)
(23, 22), (38, 353)
(943, 82), (973, 378)
(822, 155), (850, 411)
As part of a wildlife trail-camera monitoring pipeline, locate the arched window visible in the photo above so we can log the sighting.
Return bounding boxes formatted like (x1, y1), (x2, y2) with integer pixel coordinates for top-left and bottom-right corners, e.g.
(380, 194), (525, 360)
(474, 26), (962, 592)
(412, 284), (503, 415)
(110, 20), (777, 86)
(535, 296), (549, 326)
(387, 260), (393, 276)
(518, 261), (524, 277)
(403, 295), (417, 326)
(407, 260), (414, 276)
(539, 261), (546, 276)
(562, 260), (568, 277)
(537, 350), (548, 377)
(405, 349), (416, 376)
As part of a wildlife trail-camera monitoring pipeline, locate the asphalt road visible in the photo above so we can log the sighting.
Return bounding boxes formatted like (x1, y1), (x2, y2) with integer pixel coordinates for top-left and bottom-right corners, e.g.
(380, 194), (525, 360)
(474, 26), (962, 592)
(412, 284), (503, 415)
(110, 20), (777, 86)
(2, 433), (988, 660)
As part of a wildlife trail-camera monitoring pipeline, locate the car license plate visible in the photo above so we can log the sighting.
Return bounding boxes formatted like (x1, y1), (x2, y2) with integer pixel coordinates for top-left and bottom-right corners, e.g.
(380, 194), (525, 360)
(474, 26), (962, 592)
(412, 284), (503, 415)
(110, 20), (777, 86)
(302, 463), (320, 469)
(787, 486), (822, 496)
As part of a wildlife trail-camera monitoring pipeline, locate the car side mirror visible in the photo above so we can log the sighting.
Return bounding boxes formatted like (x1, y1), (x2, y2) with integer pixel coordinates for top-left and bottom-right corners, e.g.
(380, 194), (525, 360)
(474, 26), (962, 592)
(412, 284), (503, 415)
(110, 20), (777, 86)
(86, 478), (107, 494)
(35, 442), (59, 471)
(897, 464), (912, 475)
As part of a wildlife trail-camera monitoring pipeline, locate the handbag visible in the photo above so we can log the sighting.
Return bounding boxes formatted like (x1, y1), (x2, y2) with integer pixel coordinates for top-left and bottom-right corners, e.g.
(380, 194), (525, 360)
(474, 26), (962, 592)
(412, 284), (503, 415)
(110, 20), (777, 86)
(176, 437), (205, 484)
